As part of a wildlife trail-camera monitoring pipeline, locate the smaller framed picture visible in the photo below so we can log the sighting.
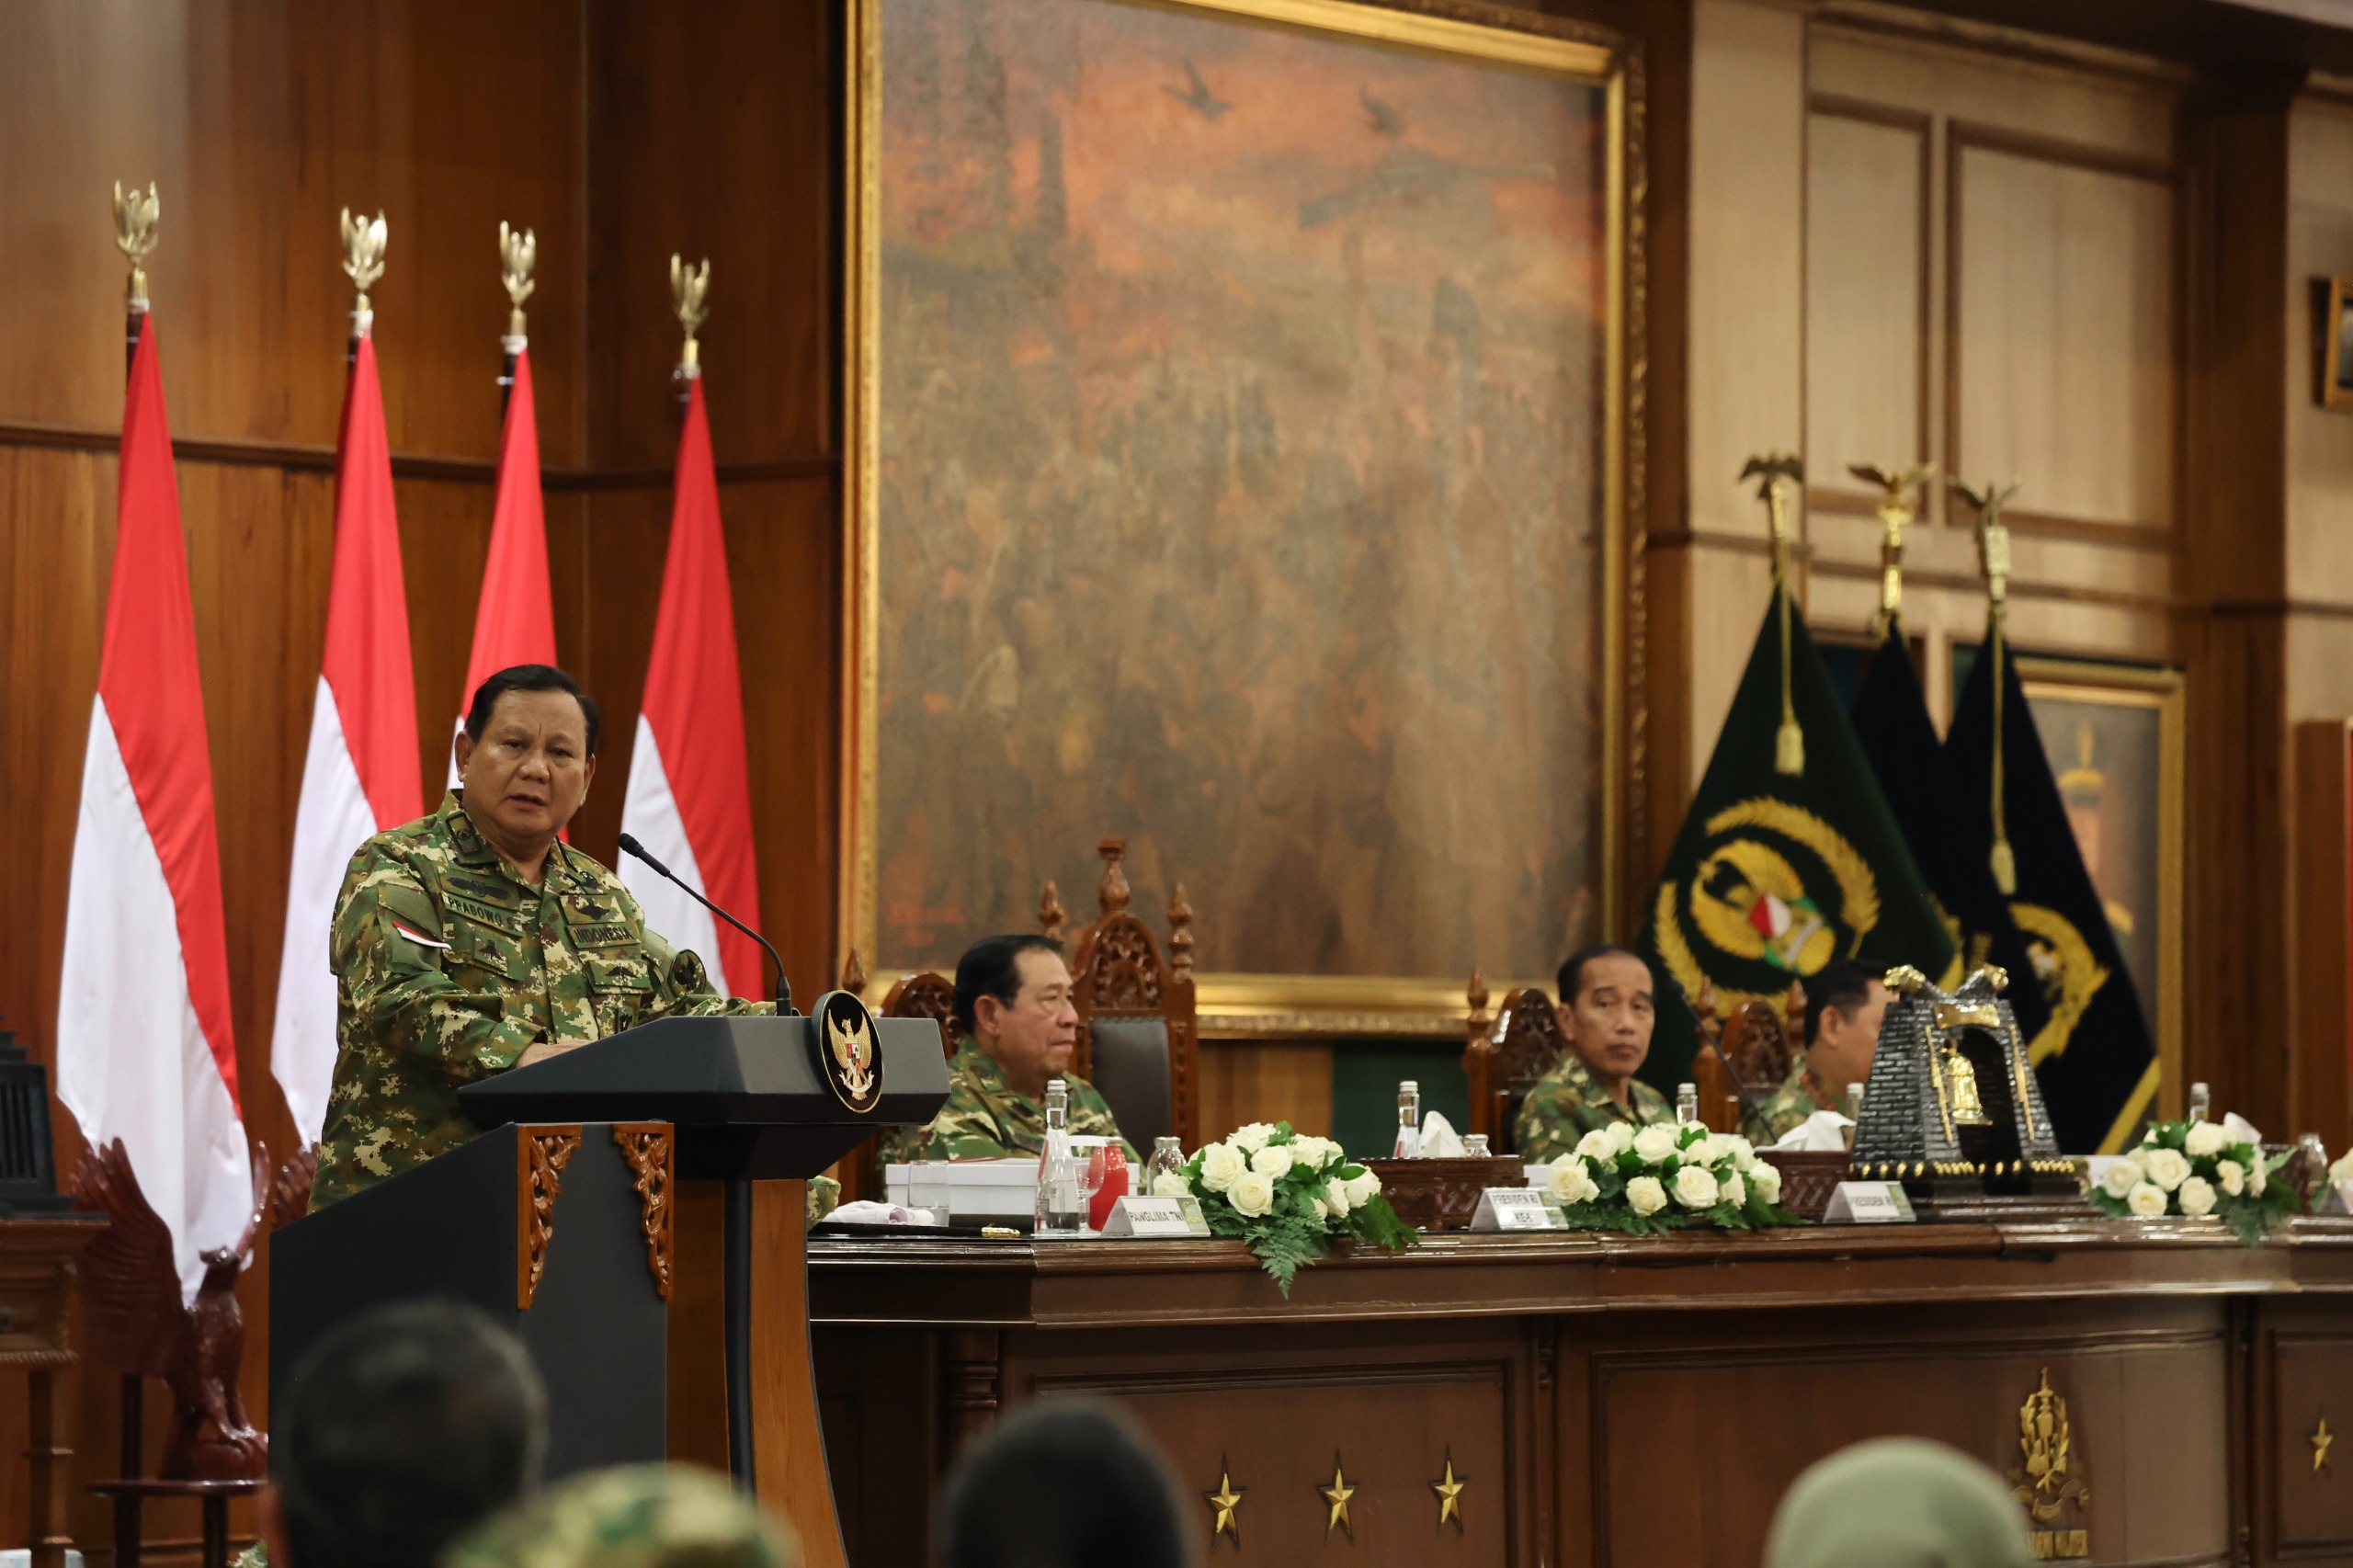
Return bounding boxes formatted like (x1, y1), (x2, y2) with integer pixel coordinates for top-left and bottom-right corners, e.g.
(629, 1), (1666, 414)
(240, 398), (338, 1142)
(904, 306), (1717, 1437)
(2319, 276), (2353, 410)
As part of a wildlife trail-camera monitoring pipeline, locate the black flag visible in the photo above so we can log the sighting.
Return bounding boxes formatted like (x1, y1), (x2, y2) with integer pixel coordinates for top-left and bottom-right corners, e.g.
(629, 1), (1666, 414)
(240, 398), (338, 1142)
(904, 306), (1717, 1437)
(1635, 590), (1958, 1096)
(1947, 626), (2157, 1151)
(1849, 624), (2051, 1047)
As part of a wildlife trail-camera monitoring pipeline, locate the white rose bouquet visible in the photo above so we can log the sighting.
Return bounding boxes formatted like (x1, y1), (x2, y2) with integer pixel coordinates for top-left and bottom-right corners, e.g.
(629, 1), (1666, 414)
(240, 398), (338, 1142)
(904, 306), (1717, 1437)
(1179, 1123), (1415, 1293)
(1546, 1120), (1801, 1234)
(2090, 1118), (2298, 1243)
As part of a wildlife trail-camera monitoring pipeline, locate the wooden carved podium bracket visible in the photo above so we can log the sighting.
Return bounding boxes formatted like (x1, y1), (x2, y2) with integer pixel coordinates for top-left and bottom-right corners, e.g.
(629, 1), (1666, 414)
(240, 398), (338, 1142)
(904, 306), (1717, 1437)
(516, 1125), (582, 1310)
(610, 1122), (676, 1300)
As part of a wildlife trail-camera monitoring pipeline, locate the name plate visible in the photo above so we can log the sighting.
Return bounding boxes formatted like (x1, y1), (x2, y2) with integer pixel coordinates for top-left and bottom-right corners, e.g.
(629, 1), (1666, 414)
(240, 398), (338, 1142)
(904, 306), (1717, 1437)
(1824, 1181), (1917, 1224)
(1100, 1195), (1211, 1238)
(2322, 1178), (2353, 1217)
(1472, 1188), (1566, 1232)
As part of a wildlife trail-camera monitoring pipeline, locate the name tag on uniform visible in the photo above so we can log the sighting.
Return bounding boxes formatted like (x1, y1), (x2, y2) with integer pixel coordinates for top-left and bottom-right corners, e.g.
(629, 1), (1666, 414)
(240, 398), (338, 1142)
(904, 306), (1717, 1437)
(1824, 1181), (1916, 1223)
(1472, 1188), (1565, 1231)
(1100, 1196), (1210, 1238)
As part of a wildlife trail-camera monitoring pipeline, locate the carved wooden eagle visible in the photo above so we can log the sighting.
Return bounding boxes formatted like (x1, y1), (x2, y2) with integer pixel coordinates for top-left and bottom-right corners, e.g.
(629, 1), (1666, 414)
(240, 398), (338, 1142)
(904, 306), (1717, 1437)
(71, 1138), (312, 1479)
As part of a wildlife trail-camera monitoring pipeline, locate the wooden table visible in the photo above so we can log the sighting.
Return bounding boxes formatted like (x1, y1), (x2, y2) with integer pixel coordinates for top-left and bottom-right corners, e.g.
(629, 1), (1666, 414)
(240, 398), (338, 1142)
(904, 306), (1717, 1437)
(811, 1218), (2353, 1567)
(1, 1217), (105, 1568)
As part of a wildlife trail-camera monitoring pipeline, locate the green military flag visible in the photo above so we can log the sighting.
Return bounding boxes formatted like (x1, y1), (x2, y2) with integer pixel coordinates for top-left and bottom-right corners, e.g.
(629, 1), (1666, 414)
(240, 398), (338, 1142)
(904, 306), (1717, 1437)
(1634, 589), (1959, 1097)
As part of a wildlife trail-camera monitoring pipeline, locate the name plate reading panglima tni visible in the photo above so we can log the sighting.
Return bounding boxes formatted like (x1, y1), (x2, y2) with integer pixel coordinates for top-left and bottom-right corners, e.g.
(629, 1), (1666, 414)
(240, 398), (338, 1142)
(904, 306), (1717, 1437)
(1824, 1181), (1917, 1223)
(1472, 1188), (1566, 1231)
(1100, 1196), (1211, 1238)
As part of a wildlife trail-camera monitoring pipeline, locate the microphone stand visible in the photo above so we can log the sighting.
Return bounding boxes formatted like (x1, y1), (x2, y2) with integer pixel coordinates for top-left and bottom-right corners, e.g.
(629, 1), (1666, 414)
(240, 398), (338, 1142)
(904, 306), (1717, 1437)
(615, 830), (792, 1491)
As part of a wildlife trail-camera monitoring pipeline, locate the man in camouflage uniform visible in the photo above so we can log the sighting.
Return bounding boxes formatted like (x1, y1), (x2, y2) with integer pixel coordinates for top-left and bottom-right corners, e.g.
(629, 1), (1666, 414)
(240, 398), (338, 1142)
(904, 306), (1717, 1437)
(881, 933), (1138, 1167)
(313, 666), (772, 1210)
(1515, 945), (1676, 1163)
(1742, 960), (1890, 1146)
(446, 1463), (799, 1568)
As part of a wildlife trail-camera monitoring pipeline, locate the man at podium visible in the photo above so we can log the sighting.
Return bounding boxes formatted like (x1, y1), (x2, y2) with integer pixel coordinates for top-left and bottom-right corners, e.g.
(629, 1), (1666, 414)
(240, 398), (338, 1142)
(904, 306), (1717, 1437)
(313, 665), (773, 1209)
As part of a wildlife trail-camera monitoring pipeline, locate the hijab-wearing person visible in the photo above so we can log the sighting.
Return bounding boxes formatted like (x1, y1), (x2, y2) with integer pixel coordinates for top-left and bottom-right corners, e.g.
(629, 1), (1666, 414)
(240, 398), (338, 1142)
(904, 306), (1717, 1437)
(1766, 1437), (2034, 1568)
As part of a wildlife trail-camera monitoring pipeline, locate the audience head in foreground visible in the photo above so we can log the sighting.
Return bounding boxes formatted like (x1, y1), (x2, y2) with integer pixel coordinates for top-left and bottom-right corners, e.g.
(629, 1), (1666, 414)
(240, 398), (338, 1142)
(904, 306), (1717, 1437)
(1766, 1437), (2032, 1568)
(1512, 944), (1673, 1161)
(266, 1300), (548, 1568)
(937, 1398), (1191, 1568)
(447, 1462), (799, 1568)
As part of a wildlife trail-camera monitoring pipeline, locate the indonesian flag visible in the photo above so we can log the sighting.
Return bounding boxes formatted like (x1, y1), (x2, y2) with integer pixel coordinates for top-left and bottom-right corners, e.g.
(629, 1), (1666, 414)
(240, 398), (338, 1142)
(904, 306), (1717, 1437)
(56, 315), (248, 1302)
(620, 378), (762, 996)
(451, 347), (555, 782)
(269, 332), (422, 1144)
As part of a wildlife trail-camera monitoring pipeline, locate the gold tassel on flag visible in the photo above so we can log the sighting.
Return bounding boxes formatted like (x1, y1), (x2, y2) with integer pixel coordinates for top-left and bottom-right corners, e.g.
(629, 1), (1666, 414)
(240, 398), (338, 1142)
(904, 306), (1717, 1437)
(1742, 453), (1807, 776)
(1851, 461), (1934, 642)
(1955, 477), (2023, 894)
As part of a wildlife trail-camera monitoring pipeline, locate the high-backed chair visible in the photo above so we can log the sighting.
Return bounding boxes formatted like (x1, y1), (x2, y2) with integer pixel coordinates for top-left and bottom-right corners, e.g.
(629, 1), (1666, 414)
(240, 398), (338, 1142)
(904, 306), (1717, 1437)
(1461, 974), (1574, 1154)
(1689, 979), (1804, 1133)
(1060, 839), (1199, 1153)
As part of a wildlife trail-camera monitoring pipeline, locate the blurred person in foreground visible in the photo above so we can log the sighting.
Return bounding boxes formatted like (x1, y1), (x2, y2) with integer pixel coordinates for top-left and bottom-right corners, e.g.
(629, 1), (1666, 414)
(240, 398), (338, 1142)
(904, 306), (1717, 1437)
(254, 1299), (547, 1568)
(447, 1462), (799, 1568)
(937, 1397), (1191, 1568)
(1766, 1436), (2032, 1568)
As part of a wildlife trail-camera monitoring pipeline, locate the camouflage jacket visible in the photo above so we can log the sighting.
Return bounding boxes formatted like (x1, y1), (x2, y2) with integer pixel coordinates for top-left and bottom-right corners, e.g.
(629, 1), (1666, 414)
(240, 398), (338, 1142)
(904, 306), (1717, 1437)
(446, 1462), (797, 1568)
(891, 1038), (1138, 1165)
(1513, 1052), (1675, 1164)
(1740, 1053), (1838, 1147)
(313, 792), (769, 1210)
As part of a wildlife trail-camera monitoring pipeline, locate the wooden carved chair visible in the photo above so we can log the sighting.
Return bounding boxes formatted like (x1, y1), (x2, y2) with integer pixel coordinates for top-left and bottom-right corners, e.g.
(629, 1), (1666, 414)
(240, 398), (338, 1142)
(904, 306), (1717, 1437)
(1688, 979), (1804, 1133)
(1461, 973), (1574, 1154)
(1058, 839), (1199, 1153)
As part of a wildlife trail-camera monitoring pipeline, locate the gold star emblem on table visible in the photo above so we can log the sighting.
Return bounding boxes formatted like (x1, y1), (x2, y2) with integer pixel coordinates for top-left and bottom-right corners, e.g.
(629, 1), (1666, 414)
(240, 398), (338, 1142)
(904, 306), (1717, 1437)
(1318, 1455), (1357, 1540)
(1202, 1460), (1245, 1545)
(1430, 1449), (1468, 1531)
(2316, 1415), (2336, 1473)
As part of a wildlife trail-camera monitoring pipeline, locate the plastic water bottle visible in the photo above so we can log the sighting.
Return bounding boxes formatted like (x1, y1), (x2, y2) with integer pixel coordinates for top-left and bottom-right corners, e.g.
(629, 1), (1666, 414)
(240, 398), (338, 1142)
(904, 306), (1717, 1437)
(1034, 1079), (1086, 1235)
(2188, 1082), (2211, 1123)
(1146, 1136), (1188, 1197)
(1676, 1082), (1699, 1126)
(1392, 1080), (1423, 1159)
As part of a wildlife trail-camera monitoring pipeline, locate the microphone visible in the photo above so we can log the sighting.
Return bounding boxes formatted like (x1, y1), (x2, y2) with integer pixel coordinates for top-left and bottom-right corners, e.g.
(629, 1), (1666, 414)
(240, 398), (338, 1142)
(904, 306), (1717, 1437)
(617, 832), (795, 1016)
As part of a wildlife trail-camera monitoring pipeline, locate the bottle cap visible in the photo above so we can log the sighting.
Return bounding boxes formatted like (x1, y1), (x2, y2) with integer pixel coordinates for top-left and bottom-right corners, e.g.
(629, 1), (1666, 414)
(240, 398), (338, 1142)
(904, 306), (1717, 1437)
(1400, 1079), (1419, 1092)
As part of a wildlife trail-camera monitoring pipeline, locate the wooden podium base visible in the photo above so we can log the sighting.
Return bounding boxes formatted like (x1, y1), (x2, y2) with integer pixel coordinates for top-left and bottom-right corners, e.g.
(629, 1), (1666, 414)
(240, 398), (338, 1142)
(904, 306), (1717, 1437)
(671, 1178), (847, 1568)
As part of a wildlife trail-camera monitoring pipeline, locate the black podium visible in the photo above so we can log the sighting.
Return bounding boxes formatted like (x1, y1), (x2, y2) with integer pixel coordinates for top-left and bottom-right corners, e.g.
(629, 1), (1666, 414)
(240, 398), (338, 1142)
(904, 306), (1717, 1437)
(272, 1007), (947, 1568)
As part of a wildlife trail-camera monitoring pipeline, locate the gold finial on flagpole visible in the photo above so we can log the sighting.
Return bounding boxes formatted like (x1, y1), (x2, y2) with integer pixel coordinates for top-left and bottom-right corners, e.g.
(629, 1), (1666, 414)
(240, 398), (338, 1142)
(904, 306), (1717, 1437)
(1953, 477), (2024, 894)
(340, 209), (388, 333)
(1741, 452), (1808, 776)
(670, 254), (710, 381)
(1850, 461), (1935, 641)
(498, 222), (537, 342)
(113, 181), (160, 314)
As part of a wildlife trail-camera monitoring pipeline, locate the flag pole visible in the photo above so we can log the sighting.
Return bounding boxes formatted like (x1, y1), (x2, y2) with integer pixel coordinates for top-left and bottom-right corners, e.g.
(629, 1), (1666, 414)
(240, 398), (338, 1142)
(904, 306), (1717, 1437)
(112, 181), (158, 372)
(1740, 452), (1808, 776)
(1852, 461), (1934, 643)
(340, 208), (388, 362)
(497, 221), (536, 408)
(1954, 477), (2023, 894)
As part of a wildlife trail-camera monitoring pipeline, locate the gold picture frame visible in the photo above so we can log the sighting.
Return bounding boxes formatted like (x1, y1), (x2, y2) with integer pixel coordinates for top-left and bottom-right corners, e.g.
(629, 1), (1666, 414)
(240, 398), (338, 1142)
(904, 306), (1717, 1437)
(839, 0), (1646, 1037)
(2015, 656), (2185, 1121)
(2319, 276), (2353, 412)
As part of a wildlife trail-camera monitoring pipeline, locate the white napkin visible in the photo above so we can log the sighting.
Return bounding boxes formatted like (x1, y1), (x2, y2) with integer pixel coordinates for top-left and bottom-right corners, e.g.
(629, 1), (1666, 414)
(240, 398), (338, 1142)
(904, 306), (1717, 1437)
(2224, 1111), (2264, 1146)
(1770, 1109), (1854, 1152)
(1418, 1109), (1468, 1158)
(822, 1199), (937, 1226)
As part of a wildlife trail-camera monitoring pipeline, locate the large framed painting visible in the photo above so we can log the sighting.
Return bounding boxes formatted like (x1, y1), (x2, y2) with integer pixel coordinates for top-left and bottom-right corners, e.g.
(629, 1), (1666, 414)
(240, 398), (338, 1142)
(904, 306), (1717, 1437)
(841, 0), (1644, 1034)
(2016, 657), (2185, 1120)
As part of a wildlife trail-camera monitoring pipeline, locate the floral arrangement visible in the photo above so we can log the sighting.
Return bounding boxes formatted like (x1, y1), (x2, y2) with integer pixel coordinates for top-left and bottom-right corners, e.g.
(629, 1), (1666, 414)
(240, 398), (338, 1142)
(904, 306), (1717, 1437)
(1163, 1121), (1416, 1292)
(2091, 1119), (2299, 1244)
(1537, 1119), (1801, 1233)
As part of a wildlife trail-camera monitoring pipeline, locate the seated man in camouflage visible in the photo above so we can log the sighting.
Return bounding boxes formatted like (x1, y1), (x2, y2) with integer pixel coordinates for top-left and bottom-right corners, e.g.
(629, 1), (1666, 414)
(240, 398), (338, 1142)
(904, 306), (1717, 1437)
(887, 933), (1139, 1165)
(313, 665), (776, 1210)
(1742, 959), (1889, 1145)
(1513, 945), (1675, 1162)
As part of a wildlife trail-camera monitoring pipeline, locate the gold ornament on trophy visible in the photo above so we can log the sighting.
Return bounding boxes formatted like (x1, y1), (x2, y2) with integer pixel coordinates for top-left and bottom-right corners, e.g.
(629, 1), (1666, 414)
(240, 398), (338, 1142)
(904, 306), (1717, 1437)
(498, 221), (537, 341)
(1954, 478), (2024, 893)
(113, 181), (160, 313)
(1850, 462), (1935, 640)
(340, 209), (388, 328)
(671, 254), (710, 381)
(1740, 452), (1807, 777)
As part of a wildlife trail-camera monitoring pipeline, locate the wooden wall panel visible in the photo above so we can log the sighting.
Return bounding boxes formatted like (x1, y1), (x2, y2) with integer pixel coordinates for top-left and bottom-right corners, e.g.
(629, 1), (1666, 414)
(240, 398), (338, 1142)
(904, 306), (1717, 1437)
(1805, 106), (1931, 503)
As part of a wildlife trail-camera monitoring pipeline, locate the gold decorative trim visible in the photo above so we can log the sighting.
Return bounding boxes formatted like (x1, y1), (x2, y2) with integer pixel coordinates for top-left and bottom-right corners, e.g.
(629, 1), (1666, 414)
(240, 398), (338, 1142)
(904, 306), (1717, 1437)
(1430, 1449), (1468, 1532)
(838, 0), (1647, 1017)
(1202, 1460), (1245, 1547)
(610, 1122), (675, 1301)
(516, 1125), (582, 1311)
(1318, 1455), (1356, 1540)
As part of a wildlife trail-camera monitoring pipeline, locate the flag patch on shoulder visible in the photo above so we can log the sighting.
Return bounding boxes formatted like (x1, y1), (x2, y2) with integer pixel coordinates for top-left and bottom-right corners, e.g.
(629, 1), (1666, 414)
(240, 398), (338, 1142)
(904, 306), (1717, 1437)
(391, 921), (450, 949)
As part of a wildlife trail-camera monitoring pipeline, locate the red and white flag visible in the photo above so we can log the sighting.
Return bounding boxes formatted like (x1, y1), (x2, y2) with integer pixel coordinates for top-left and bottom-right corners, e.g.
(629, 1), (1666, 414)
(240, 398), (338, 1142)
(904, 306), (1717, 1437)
(620, 378), (762, 996)
(56, 316), (248, 1301)
(452, 347), (555, 781)
(270, 331), (422, 1143)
